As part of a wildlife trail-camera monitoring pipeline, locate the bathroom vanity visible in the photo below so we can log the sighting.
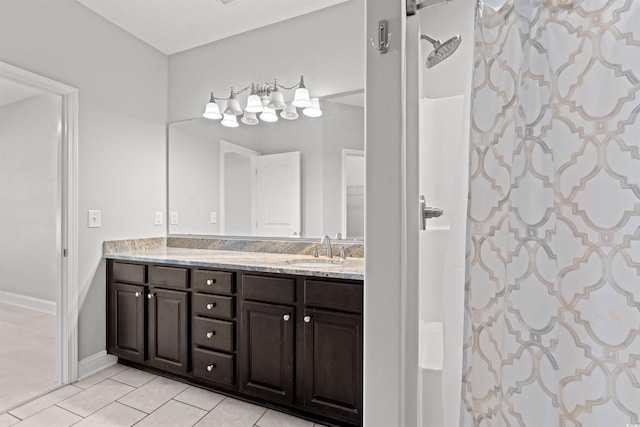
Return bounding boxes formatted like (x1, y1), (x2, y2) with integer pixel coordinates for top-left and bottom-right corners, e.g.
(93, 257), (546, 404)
(105, 243), (363, 427)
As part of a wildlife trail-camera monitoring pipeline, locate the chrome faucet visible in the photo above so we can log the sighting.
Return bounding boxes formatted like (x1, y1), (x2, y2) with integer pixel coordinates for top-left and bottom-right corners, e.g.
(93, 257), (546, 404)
(320, 235), (333, 259)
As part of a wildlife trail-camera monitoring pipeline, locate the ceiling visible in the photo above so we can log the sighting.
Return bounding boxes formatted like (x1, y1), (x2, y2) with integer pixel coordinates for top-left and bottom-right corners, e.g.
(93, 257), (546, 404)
(76, 0), (350, 55)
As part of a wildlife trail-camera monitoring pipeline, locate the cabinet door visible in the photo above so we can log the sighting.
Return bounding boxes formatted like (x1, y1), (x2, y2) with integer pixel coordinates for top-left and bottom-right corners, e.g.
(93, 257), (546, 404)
(108, 282), (145, 362)
(240, 300), (294, 403)
(304, 309), (363, 425)
(148, 288), (189, 374)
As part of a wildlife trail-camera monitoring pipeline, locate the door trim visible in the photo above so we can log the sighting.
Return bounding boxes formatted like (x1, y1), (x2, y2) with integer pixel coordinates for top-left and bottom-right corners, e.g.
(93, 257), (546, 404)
(0, 61), (79, 384)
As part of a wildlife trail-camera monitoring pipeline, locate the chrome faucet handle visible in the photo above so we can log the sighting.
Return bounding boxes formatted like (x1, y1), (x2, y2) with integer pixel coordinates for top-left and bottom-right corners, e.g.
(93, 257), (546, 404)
(339, 246), (346, 260)
(312, 245), (318, 258)
(335, 232), (342, 240)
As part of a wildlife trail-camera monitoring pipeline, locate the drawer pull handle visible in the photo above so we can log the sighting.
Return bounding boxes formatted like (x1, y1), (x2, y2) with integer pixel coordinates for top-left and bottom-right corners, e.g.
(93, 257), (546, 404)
(206, 331), (216, 338)
(283, 314), (290, 322)
(206, 303), (217, 310)
(206, 279), (216, 285)
(135, 292), (140, 297)
(304, 315), (311, 323)
(206, 363), (216, 372)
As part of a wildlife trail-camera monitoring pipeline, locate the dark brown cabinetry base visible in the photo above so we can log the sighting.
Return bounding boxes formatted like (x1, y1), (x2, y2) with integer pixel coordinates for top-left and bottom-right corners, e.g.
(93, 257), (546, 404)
(107, 259), (362, 427)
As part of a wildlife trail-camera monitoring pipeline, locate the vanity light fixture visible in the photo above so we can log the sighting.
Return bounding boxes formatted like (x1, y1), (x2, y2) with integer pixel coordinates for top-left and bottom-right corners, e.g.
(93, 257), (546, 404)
(202, 75), (321, 127)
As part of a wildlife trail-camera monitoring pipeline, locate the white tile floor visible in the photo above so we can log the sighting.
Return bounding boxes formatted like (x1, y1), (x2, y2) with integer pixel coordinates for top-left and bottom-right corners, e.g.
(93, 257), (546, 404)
(0, 303), (58, 414)
(0, 363), (328, 427)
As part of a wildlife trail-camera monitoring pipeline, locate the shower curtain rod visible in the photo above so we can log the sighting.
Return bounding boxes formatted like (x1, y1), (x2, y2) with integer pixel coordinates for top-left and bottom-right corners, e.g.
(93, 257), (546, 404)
(406, 0), (452, 16)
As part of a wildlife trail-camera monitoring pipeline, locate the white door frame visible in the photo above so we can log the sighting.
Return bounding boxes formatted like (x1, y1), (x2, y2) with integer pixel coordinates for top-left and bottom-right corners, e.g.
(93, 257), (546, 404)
(341, 148), (365, 239)
(219, 140), (260, 235)
(0, 61), (79, 384)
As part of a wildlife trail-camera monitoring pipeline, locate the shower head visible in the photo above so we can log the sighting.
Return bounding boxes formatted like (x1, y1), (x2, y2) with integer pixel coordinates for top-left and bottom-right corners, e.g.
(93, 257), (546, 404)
(420, 34), (462, 68)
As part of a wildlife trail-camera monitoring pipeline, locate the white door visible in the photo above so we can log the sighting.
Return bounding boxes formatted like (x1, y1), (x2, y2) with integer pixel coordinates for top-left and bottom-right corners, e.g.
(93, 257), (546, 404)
(252, 151), (301, 237)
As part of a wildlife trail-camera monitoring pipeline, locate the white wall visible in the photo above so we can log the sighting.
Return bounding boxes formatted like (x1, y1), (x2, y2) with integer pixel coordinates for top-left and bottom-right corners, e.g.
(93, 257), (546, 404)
(0, 93), (60, 305)
(0, 0), (168, 361)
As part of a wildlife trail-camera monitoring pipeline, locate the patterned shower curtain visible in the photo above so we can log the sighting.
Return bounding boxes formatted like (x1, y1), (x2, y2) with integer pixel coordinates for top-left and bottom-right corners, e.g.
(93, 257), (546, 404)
(462, 0), (639, 425)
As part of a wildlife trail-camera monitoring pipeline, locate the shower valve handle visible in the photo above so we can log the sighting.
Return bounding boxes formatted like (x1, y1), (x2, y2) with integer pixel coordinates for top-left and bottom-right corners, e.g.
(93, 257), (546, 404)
(420, 195), (443, 230)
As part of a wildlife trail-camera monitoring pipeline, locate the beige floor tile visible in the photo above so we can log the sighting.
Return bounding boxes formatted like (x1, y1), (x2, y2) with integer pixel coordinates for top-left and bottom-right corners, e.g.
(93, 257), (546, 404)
(9, 385), (83, 420)
(72, 402), (146, 427)
(73, 364), (128, 389)
(110, 367), (156, 388)
(57, 379), (134, 417)
(116, 376), (188, 414)
(194, 397), (266, 427)
(173, 386), (225, 411)
(135, 400), (207, 427)
(0, 304), (57, 414)
(256, 409), (315, 427)
(13, 405), (81, 427)
(0, 413), (19, 427)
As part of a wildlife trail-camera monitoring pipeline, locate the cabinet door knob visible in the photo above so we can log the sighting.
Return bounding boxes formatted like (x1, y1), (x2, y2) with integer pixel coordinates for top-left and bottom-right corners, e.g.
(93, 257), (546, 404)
(304, 315), (311, 323)
(148, 293), (154, 299)
(206, 303), (216, 310)
(283, 314), (290, 322)
(135, 292), (140, 297)
(206, 331), (216, 338)
(206, 363), (216, 372)
(206, 279), (216, 285)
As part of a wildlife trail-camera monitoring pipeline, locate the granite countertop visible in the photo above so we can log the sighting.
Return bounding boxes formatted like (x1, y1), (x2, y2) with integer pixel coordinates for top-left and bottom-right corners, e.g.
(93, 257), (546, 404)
(104, 246), (364, 281)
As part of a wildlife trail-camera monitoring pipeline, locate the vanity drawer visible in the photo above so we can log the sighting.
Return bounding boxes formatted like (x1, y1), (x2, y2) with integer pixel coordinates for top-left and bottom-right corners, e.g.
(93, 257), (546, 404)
(112, 262), (146, 284)
(193, 270), (234, 295)
(305, 279), (363, 313)
(242, 274), (295, 304)
(193, 293), (235, 319)
(193, 348), (235, 386)
(193, 316), (234, 352)
(149, 265), (189, 289)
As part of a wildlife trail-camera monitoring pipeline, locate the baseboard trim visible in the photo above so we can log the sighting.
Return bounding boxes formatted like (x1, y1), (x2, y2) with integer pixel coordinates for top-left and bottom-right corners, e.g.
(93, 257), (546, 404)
(0, 291), (56, 315)
(78, 351), (118, 380)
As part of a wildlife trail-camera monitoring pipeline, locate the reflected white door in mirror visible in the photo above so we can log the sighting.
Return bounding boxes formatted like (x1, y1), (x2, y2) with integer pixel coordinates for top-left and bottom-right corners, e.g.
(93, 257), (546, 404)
(220, 141), (301, 237)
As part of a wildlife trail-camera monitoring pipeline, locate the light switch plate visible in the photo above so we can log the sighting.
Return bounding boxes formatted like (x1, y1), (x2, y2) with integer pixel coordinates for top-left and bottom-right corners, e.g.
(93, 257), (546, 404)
(88, 210), (101, 228)
(210, 211), (217, 224)
(154, 211), (163, 225)
(170, 212), (178, 225)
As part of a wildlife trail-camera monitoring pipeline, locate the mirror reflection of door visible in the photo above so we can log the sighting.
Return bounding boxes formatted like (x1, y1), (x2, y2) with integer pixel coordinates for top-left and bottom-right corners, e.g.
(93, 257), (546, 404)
(252, 151), (301, 237)
(342, 149), (365, 239)
(219, 141), (260, 235)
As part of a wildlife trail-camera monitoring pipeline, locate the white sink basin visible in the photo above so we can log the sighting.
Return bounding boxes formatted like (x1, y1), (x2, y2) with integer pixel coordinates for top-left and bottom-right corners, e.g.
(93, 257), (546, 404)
(290, 262), (341, 268)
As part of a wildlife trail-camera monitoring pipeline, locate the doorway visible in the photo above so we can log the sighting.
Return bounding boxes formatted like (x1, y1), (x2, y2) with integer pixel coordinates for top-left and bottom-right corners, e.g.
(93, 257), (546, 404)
(0, 62), (79, 404)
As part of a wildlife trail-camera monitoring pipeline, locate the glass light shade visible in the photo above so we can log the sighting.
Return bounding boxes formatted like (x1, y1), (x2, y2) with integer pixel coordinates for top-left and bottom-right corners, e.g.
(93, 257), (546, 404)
(203, 101), (222, 120)
(221, 113), (239, 128)
(241, 111), (259, 125)
(245, 94), (263, 113)
(303, 98), (322, 117)
(268, 90), (286, 110)
(224, 97), (243, 116)
(260, 107), (278, 123)
(292, 87), (311, 108)
(280, 103), (299, 120)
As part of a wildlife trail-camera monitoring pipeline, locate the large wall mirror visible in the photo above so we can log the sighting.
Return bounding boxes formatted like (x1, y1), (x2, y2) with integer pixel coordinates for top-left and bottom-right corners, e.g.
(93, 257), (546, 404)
(168, 93), (364, 241)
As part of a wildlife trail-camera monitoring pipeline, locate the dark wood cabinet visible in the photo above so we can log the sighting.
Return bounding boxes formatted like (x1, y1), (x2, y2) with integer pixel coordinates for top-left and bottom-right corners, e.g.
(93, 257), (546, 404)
(240, 300), (295, 403)
(108, 282), (146, 362)
(303, 309), (363, 424)
(107, 259), (362, 426)
(147, 287), (189, 374)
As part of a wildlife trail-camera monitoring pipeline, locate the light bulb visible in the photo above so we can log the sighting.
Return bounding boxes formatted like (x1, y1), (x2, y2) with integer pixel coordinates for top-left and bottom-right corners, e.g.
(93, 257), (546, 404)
(280, 103), (299, 120)
(260, 106), (278, 123)
(241, 111), (259, 125)
(303, 98), (322, 117)
(221, 113), (239, 128)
